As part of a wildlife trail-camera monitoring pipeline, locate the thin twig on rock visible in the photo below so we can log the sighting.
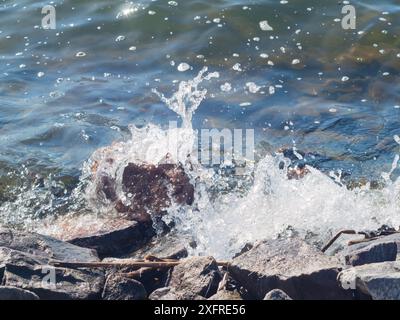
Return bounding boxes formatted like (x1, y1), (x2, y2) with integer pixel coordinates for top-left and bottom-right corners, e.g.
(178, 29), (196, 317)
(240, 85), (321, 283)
(51, 260), (230, 269)
(321, 230), (358, 253)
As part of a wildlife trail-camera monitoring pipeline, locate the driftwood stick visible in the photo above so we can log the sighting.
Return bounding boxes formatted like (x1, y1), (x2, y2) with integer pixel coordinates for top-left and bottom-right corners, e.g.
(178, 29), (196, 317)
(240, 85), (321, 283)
(321, 229), (358, 253)
(51, 260), (230, 269)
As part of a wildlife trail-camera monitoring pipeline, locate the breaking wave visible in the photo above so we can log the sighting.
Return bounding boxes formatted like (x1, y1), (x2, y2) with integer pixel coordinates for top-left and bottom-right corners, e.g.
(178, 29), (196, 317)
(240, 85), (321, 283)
(1, 68), (399, 259)
(78, 68), (400, 259)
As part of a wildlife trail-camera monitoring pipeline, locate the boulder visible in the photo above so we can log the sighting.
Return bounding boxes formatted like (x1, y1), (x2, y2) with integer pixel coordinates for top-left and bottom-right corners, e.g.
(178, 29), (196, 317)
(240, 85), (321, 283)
(0, 227), (99, 262)
(208, 290), (243, 300)
(0, 247), (105, 300)
(168, 256), (222, 299)
(229, 237), (351, 300)
(102, 273), (146, 300)
(264, 289), (292, 300)
(338, 261), (400, 300)
(130, 232), (189, 260)
(65, 218), (155, 258)
(102, 235), (189, 294)
(95, 162), (194, 223)
(149, 287), (205, 300)
(0, 286), (39, 300)
(339, 236), (398, 266)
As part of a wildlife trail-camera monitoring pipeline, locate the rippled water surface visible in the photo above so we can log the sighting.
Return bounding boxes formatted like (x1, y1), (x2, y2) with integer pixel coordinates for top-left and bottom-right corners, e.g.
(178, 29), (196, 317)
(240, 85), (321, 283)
(1, 0), (400, 256)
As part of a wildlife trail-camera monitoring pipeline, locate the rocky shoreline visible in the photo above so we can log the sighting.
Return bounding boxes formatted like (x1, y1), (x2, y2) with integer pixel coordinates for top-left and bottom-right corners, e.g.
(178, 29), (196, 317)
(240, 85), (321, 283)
(1, 160), (399, 300)
(1, 223), (400, 300)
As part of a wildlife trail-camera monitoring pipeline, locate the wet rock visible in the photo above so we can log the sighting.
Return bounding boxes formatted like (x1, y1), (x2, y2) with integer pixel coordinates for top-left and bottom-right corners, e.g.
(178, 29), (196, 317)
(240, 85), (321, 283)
(96, 162), (194, 223)
(64, 218), (155, 258)
(340, 236), (398, 266)
(0, 247), (105, 300)
(229, 237), (351, 300)
(338, 261), (400, 300)
(102, 235), (190, 294)
(0, 286), (39, 300)
(130, 232), (189, 260)
(149, 287), (205, 300)
(168, 256), (222, 299)
(0, 227), (99, 262)
(208, 290), (243, 300)
(102, 273), (146, 300)
(264, 289), (292, 300)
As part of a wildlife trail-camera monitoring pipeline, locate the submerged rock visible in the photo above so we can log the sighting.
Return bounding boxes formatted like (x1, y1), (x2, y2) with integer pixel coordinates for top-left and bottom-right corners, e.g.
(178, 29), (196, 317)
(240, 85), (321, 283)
(264, 289), (292, 300)
(102, 273), (146, 300)
(0, 286), (39, 300)
(0, 247), (105, 300)
(339, 235), (399, 266)
(229, 237), (351, 300)
(338, 261), (400, 300)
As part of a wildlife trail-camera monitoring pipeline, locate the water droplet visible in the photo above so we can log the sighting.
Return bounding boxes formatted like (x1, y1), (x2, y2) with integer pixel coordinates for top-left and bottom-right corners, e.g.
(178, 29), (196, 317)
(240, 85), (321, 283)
(269, 86), (275, 95)
(115, 35), (126, 42)
(177, 63), (190, 72)
(259, 20), (273, 31)
(233, 63), (242, 71)
(220, 83), (232, 92)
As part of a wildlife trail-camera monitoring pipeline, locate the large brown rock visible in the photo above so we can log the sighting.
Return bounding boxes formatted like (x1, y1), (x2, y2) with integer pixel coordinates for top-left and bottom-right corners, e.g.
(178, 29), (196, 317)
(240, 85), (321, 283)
(229, 237), (351, 300)
(96, 162), (194, 223)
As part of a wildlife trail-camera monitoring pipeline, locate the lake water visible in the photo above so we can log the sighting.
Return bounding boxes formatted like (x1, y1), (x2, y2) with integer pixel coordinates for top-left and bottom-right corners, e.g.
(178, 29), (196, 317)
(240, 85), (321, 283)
(1, 0), (400, 257)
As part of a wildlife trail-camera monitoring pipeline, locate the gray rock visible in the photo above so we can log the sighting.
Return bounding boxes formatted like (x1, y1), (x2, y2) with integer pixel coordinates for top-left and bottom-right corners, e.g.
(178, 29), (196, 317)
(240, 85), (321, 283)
(264, 289), (292, 300)
(0, 286), (39, 300)
(130, 232), (189, 260)
(0, 227), (99, 262)
(102, 273), (146, 300)
(229, 237), (351, 300)
(338, 261), (400, 300)
(168, 256), (222, 299)
(101, 257), (172, 294)
(149, 287), (205, 300)
(208, 290), (243, 300)
(0, 247), (105, 300)
(340, 235), (399, 266)
(66, 218), (154, 258)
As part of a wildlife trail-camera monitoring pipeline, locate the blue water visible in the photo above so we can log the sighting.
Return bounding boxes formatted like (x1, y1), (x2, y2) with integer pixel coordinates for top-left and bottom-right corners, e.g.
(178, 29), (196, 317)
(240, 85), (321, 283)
(0, 0), (400, 218)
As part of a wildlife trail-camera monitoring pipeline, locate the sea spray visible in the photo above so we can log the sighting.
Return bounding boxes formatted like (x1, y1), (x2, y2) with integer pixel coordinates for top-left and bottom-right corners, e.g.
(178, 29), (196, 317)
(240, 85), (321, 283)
(1, 68), (400, 260)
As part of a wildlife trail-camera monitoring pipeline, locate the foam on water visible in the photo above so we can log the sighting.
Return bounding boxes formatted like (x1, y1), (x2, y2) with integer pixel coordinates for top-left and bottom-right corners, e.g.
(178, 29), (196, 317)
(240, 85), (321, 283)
(80, 68), (400, 259)
(1, 68), (400, 260)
